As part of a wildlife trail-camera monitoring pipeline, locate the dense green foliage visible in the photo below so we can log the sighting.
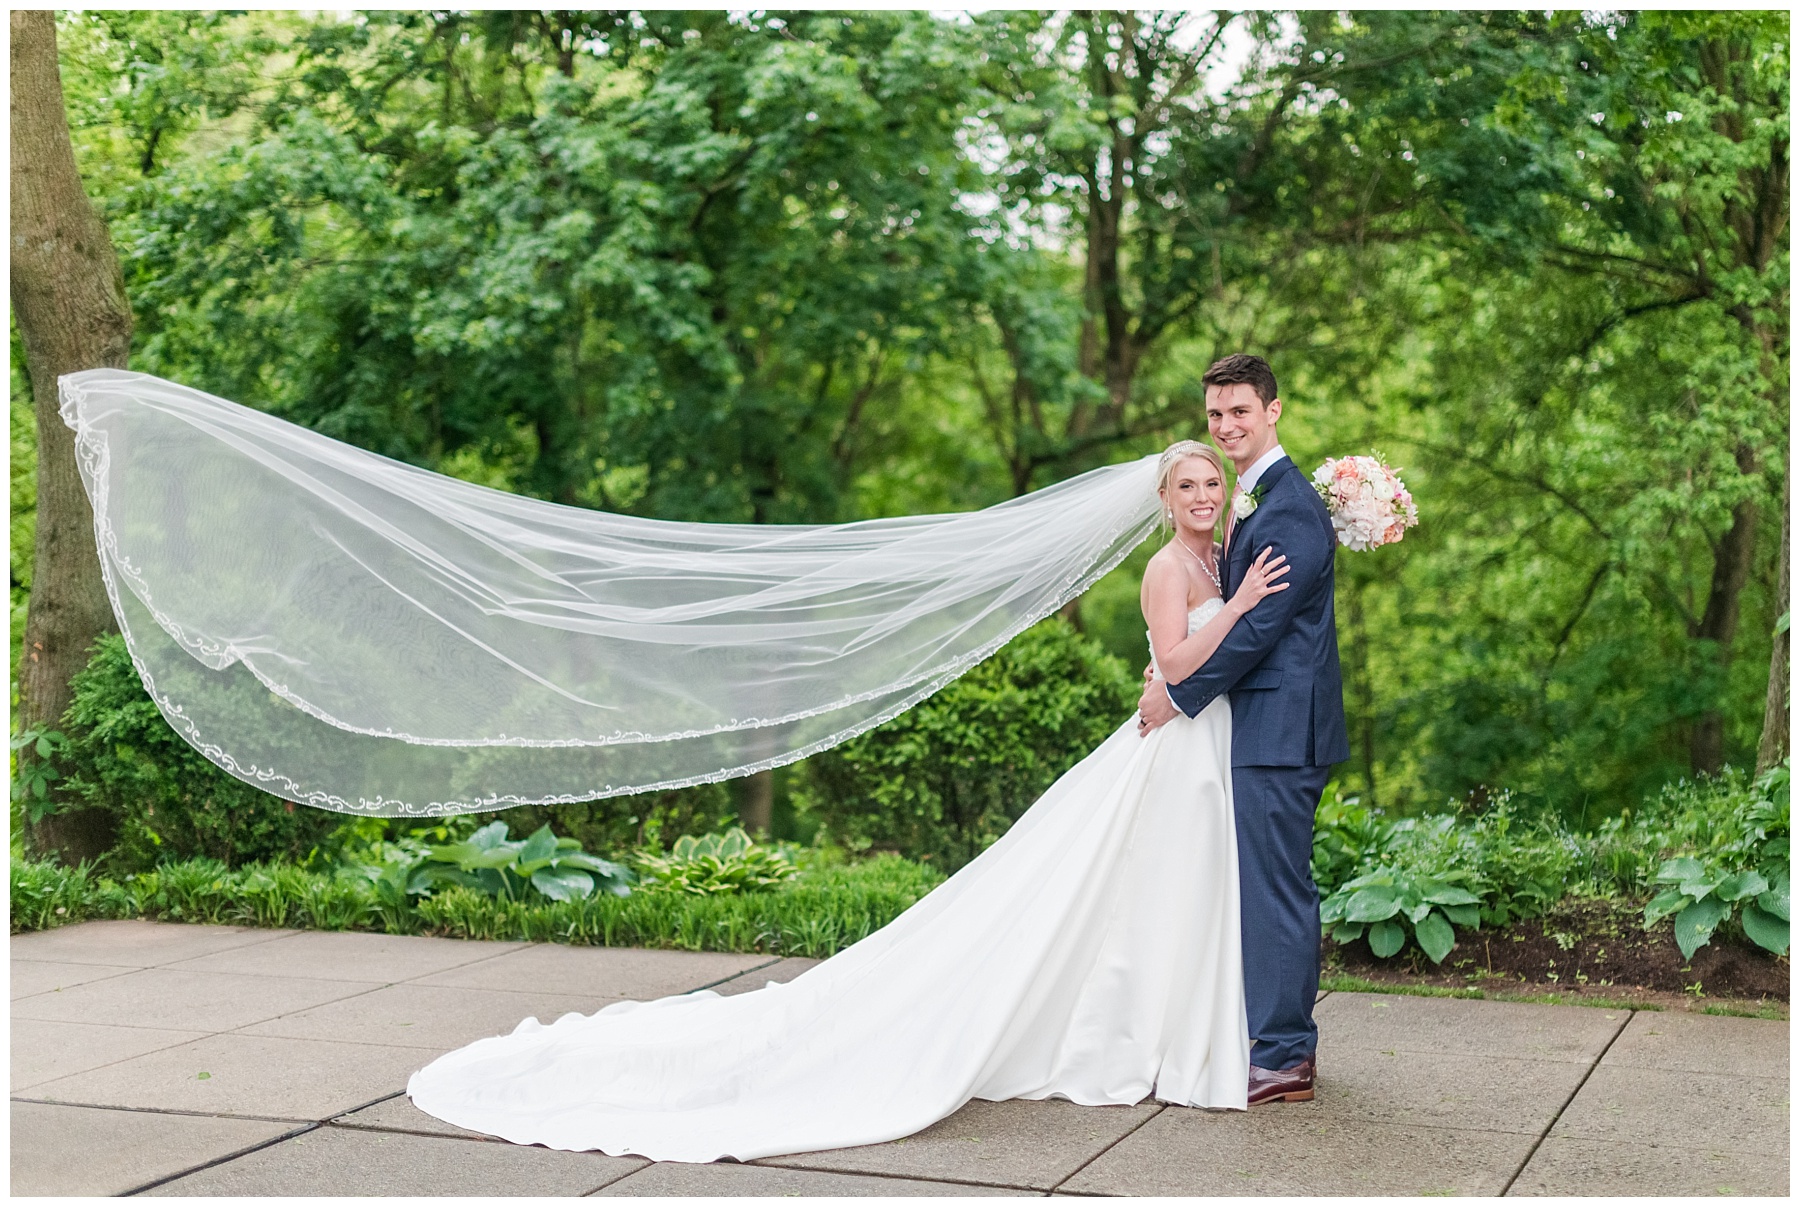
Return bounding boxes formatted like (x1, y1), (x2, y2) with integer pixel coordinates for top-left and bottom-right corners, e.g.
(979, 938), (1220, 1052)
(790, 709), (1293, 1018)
(54, 635), (338, 871)
(1313, 760), (1791, 963)
(10, 849), (943, 958)
(399, 819), (634, 903)
(791, 617), (1136, 868)
(13, 11), (1788, 849)
(634, 827), (801, 895)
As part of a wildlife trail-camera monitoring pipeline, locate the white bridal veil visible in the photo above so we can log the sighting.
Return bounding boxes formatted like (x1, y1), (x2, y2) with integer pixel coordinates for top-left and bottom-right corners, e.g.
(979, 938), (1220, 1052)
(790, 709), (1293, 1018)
(59, 370), (1162, 816)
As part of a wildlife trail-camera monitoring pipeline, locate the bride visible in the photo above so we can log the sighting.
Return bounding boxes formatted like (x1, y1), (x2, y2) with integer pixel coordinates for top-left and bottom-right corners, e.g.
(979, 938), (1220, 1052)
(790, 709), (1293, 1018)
(406, 439), (1291, 1163)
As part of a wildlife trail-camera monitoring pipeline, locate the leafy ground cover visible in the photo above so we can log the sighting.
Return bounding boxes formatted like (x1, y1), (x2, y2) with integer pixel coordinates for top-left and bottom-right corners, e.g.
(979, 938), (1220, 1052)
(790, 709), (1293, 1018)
(1312, 762), (1789, 970)
(1325, 896), (1787, 1007)
(10, 849), (943, 959)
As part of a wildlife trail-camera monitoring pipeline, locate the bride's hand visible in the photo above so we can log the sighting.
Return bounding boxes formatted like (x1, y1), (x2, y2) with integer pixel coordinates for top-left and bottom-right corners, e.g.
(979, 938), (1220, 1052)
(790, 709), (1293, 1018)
(1230, 548), (1290, 614)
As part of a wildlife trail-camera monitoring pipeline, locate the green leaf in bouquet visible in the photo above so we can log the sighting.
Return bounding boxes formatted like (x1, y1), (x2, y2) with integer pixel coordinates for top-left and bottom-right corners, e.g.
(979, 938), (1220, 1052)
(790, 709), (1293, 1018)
(1345, 885), (1403, 923)
(1414, 910), (1456, 964)
(1367, 918), (1406, 958)
(1673, 896), (1730, 960)
(1740, 902), (1789, 956)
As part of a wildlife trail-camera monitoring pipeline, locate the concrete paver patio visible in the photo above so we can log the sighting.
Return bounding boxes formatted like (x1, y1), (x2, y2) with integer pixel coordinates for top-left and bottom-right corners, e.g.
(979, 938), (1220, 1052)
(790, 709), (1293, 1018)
(10, 920), (1789, 1197)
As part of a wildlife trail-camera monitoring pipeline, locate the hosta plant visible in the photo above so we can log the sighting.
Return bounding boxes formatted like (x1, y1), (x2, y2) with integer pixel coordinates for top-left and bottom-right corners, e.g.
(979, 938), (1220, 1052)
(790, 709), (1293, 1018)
(1641, 760), (1789, 958)
(1644, 859), (1789, 958)
(1320, 867), (1485, 964)
(635, 827), (800, 896)
(400, 821), (633, 903)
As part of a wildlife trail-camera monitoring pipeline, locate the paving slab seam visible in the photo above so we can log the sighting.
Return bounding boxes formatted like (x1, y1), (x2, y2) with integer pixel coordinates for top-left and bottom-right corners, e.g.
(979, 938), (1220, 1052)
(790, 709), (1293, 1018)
(750, 1155), (1052, 1194)
(10, 1031), (218, 1095)
(1045, 1102), (1168, 1195)
(12, 965), (144, 998)
(10, 1095), (321, 1126)
(1497, 1007), (1635, 1196)
(320, 1116), (506, 1146)
(577, 1159), (663, 1196)
(689, 955), (785, 992)
(117, 1120), (323, 1196)
(323, 1088), (412, 1121)
(382, 941), (550, 983)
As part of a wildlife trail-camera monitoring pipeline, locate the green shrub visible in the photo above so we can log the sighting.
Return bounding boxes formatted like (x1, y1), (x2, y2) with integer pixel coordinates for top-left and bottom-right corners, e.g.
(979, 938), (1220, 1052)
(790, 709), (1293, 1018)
(1317, 793), (1578, 964)
(9, 856), (132, 932)
(10, 850), (946, 958)
(56, 636), (337, 873)
(635, 827), (799, 895)
(467, 781), (738, 862)
(1581, 761), (1789, 898)
(402, 820), (633, 902)
(792, 617), (1136, 870)
(1634, 761), (1789, 957)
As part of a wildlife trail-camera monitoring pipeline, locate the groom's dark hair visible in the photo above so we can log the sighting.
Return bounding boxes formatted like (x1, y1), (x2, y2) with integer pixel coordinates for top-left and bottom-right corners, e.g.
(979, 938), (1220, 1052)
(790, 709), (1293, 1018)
(1202, 354), (1278, 406)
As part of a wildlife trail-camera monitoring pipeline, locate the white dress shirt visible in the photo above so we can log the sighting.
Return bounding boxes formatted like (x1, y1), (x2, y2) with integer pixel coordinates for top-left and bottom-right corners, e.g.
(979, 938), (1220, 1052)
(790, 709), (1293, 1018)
(1234, 442), (1288, 500)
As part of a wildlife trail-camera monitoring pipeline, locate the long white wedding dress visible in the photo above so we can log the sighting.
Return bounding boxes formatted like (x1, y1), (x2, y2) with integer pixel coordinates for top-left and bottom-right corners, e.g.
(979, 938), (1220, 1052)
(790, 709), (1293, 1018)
(407, 601), (1247, 1161)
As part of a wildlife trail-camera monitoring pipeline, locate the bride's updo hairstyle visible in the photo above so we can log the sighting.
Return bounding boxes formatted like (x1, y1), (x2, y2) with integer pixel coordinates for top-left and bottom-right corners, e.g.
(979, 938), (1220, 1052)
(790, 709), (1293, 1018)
(1155, 440), (1225, 530)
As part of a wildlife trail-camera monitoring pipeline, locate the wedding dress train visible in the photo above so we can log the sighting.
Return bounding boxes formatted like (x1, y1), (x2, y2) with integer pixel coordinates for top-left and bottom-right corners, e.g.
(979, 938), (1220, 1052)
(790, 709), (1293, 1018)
(407, 601), (1247, 1161)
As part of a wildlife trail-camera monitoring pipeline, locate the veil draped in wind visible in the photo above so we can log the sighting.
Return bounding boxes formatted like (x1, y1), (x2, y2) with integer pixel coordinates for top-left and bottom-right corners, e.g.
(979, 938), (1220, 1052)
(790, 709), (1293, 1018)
(58, 370), (1161, 816)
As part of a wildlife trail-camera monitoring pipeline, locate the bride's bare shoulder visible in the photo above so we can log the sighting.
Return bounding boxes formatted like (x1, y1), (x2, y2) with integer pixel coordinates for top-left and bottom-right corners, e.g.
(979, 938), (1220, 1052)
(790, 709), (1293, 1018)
(1140, 546), (1187, 604)
(1143, 543), (1181, 581)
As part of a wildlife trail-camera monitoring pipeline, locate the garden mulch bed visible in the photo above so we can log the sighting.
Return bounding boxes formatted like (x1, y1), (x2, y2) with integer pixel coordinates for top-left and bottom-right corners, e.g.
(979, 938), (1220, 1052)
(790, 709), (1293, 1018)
(1323, 897), (1789, 1015)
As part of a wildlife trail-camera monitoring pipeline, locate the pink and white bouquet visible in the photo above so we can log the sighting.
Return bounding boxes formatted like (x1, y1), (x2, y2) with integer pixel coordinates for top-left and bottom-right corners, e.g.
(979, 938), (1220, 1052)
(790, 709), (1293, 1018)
(1311, 454), (1418, 551)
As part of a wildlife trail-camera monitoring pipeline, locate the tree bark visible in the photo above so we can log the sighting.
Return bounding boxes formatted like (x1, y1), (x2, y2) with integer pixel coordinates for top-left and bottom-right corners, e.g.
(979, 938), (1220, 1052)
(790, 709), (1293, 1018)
(12, 10), (134, 862)
(1689, 460), (1759, 775)
(1756, 475), (1789, 773)
(737, 768), (774, 839)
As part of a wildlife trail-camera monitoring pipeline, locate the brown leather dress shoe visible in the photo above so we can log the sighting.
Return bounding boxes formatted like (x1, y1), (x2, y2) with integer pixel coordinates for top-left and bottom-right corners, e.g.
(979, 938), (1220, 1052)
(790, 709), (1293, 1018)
(1247, 1057), (1315, 1105)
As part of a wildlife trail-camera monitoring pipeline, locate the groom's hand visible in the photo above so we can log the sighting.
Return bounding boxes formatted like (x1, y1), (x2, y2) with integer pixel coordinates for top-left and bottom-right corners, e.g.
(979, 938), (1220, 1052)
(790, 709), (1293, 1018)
(1136, 678), (1179, 736)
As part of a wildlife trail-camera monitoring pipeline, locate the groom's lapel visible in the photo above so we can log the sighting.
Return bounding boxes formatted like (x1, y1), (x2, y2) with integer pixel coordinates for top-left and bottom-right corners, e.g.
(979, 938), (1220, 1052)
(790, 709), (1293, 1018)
(1226, 456), (1294, 597)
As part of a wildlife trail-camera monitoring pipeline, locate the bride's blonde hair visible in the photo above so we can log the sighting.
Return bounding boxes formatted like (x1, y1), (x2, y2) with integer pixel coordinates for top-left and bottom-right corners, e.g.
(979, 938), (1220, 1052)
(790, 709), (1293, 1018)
(1156, 440), (1225, 530)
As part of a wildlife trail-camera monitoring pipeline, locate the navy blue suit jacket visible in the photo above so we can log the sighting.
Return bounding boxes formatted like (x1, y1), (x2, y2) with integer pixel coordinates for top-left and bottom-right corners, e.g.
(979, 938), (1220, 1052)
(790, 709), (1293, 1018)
(1167, 456), (1350, 769)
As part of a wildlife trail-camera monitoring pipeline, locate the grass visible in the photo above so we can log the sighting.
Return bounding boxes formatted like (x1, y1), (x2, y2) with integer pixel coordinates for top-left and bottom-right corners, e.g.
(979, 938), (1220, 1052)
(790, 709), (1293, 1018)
(10, 852), (946, 958)
(1320, 972), (1665, 1012)
(1699, 1000), (1788, 1020)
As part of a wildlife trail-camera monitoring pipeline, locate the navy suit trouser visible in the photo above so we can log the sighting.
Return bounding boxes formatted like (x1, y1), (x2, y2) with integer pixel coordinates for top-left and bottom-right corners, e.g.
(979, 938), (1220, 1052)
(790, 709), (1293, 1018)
(1233, 762), (1330, 1070)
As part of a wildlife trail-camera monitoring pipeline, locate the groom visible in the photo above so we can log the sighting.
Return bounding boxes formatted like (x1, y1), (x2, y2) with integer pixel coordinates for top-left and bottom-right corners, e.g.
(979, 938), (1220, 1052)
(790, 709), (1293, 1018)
(1136, 353), (1348, 1105)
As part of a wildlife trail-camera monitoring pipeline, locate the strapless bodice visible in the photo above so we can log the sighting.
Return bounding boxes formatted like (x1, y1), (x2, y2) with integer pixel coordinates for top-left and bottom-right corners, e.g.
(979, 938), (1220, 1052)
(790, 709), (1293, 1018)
(1148, 596), (1225, 678)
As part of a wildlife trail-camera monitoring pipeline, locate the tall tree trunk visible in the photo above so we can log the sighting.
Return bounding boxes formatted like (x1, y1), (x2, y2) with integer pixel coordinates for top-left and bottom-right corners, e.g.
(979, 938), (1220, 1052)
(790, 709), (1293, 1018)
(1689, 464), (1759, 775)
(737, 769), (774, 839)
(11, 10), (134, 862)
(1756, 477), (1789, 773)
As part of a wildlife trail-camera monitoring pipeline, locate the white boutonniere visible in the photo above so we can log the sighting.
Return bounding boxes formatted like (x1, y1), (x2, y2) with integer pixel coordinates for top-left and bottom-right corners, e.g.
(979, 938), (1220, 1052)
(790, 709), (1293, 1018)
(1231, 484), (1264, 521)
